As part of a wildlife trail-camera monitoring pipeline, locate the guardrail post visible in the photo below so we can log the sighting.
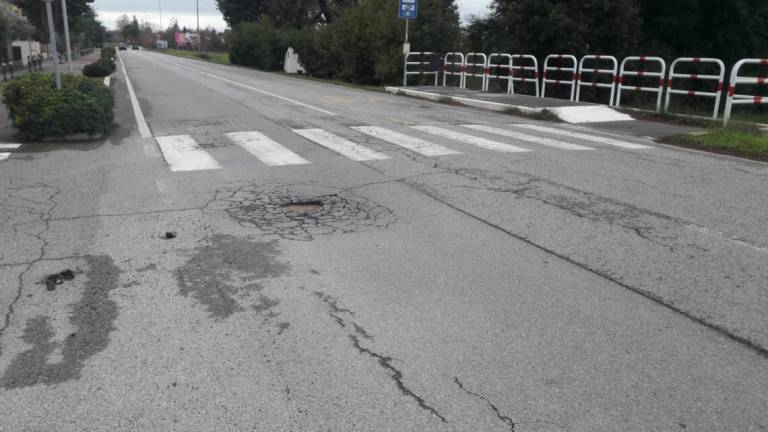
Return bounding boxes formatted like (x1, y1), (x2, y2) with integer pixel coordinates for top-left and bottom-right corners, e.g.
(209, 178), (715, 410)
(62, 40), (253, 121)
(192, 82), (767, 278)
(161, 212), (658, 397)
(462, 53), (488, 90)
(443, 53), (465, 88)
(486, 53), (513, 93)
(663, 57), (725, 119)
(542, 54), (578, 101)
(723, 58), (768, 125)
(575, 55), (618, 105)
(510, 54), (539, 97)
(615, 56), (667, 112)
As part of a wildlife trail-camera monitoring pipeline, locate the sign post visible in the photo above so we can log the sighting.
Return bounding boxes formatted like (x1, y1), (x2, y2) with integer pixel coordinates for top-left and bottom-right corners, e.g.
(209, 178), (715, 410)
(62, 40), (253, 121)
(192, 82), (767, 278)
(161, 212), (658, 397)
(399, 0), (417, 86)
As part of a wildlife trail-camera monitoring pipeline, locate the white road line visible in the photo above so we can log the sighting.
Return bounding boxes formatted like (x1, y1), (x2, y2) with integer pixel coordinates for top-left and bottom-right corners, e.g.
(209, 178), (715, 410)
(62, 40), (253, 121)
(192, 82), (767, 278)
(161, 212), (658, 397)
(0, 144), (21, 150)
(351, 126), (461, 156)
(0, 153), (10, 161)
(462, 124), (594, 151)
(155, 135), (222, 172)
(103, 76), (111, 87)
(226, 131), (310, 166)
(118, 54), (152, 138)
(510, 124), (651, 149)
(144, 54), (336, 116)
(293, 129), (389, 161)
(411, 125), (531, 153)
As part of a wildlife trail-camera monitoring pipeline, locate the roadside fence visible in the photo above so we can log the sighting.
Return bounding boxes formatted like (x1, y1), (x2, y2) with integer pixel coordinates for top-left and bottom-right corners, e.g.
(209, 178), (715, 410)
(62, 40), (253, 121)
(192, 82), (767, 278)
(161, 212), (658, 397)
(664, 57), (725, 119)
(462, 53), (488, 90)
(723, 58), (768, 125)
(511, 54), (540, 97)
(484, 53), (513, 93)
(403, 52), (440, 87)
(615, 56), (667, 112)
(575, 55), (618, 105)
(541, 54), (578, 101)
(442, 52), (465, 88)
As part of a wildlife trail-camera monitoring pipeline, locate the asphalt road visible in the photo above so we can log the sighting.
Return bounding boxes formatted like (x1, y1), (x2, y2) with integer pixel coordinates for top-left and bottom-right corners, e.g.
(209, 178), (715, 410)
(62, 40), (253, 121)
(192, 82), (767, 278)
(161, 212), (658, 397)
(0, 50), (767, 431)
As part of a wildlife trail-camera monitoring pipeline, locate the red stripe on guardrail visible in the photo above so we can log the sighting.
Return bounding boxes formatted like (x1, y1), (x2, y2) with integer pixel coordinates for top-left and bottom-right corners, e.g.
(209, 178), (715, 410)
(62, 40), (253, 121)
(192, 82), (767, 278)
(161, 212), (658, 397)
(755, 96), (764, 104)
(717, 82), (723, 91)
(728, 85), (736, 96)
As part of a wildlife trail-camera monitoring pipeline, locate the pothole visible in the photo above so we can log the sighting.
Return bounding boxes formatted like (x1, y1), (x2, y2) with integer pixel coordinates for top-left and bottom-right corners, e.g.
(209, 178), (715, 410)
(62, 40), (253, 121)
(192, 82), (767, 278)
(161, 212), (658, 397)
(280, 199), (324, 214)
(208, 183), (396, 241)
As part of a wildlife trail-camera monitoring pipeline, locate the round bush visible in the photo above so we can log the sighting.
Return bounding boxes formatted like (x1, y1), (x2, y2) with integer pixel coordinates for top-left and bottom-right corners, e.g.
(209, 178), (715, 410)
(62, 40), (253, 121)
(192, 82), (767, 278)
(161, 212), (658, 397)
(2, 74), (114, 140)
(82, 59), (115, 77)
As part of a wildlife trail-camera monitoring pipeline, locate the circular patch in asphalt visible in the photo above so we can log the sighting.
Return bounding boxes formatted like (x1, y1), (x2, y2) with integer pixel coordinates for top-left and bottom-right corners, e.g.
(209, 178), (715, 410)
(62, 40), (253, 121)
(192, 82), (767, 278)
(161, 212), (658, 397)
(208, 183), (396, 241)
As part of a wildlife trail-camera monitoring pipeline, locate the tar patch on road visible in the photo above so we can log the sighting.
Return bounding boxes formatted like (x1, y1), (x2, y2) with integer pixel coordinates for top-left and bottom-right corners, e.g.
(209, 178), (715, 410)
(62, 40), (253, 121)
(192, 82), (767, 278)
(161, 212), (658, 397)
(207, 182), (396, 241)
(1, 255), (121, 389)
(176, 234), (288, 319)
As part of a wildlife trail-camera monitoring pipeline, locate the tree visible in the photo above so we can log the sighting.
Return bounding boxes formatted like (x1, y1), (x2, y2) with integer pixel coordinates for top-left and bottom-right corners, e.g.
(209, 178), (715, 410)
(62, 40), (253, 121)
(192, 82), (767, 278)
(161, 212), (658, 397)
(465, 0), (641, 59)
(12, 0), (95, 40)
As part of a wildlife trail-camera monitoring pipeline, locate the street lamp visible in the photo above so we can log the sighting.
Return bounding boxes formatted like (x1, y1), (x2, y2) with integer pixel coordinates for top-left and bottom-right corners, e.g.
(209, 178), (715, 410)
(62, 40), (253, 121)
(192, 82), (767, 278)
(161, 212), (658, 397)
(42, 0), (61, 89)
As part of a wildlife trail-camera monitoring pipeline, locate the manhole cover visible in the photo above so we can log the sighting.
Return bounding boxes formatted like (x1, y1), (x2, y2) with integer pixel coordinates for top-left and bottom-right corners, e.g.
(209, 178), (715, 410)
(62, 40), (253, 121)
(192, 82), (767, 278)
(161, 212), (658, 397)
(208, 183), (396, 241)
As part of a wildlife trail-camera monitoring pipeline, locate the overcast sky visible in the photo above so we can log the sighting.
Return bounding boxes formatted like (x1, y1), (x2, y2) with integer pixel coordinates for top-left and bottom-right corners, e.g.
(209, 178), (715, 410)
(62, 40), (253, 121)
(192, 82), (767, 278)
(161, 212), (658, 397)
(92, 0), (491, 31)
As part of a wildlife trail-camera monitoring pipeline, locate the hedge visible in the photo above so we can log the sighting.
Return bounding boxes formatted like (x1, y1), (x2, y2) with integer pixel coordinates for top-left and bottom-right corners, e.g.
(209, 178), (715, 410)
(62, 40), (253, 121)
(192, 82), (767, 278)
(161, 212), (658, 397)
(2, 74), (114, 140)
(82, 58), (116, 77)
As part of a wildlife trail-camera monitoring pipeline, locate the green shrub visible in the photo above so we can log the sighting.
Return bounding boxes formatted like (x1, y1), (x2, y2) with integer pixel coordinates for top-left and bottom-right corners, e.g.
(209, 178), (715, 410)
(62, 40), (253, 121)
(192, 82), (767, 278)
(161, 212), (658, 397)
(195, 52), (211, 60)
(229, 17), (291, 70)
(82, 58), (116, 77)
(2, 74), (114, 140)
(101, 46), (116, 59)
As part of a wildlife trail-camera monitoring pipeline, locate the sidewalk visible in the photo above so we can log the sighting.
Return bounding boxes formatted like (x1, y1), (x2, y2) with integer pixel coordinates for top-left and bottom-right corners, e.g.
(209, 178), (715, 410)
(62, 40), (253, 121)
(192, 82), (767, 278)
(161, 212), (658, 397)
(386, 85), (699, 139)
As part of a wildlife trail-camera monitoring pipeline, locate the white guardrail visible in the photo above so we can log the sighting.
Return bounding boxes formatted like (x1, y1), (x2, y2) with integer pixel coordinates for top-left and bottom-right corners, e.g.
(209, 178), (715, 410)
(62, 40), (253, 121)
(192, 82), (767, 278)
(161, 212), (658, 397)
(462, 53), (487, 90)
(402, 51), (766, 124)
(403, 52), (439, 87)
(484, 53), (513, 93)
(442, 52), (465, 88)
(615, 56), (667, 112)
(723, 58), (768, 125)
(511, 54), (540, 97)
(664, 57), (725, 119)
(542, 54), (578, 101)
(575, 55), (618, 105)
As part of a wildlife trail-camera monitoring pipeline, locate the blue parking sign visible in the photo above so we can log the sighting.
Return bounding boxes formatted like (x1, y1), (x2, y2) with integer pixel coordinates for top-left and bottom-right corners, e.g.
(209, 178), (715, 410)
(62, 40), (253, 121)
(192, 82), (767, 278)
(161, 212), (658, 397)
(399, 0), (417, 19)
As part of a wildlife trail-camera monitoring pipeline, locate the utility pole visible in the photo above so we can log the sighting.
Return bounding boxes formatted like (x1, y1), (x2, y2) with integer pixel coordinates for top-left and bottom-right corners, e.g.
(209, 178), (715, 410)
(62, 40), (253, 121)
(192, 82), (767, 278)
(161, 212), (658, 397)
(60, 0), (73, 72)
(196, 0), (200, 52)
(159, 0), (163, 31)
(43, 0), (61, 89)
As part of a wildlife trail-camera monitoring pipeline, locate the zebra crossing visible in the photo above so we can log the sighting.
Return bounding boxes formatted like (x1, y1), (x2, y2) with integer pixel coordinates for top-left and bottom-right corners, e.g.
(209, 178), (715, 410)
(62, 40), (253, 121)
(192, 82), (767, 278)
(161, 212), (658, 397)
(149, 123), (655, 172)
(0, 143), (22, 162)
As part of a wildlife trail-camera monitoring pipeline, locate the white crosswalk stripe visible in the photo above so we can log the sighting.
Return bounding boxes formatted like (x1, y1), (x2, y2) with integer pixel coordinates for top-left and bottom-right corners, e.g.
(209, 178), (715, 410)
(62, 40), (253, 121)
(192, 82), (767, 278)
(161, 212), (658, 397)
(293, 128), (390, 161)
(411, 125), (531, 153)
(155, 135), (222, 172)
(0, 143), (21, 162)
(509, 124), (652, 149)
(351, 126), (460, 156)
(226, 131), (310, 166)
(462, 124), (594, 150)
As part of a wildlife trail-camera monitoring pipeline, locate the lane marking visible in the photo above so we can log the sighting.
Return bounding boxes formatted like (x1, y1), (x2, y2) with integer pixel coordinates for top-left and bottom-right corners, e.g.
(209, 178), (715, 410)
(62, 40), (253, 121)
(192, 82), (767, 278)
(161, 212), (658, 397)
(411, 125), (531, 153)
(686, 224), (767, 254)
(292, 128), (389, 161)
(0, 144), (22, 150)
(142, 53), (336, 116)
(155, 135), (222, 172)
(118, 54), (152, 138)
(0, 153), (10, 161)
(352, 126), (461, 156)
(226, 131), (310, 166)
(510, 124), (651, 149)
(462, 124), (594, 151)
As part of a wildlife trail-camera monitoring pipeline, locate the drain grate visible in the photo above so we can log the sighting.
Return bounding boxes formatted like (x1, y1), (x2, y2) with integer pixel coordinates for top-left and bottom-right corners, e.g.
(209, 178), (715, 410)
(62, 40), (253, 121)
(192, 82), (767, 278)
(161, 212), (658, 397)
(208, 183), (396, 241)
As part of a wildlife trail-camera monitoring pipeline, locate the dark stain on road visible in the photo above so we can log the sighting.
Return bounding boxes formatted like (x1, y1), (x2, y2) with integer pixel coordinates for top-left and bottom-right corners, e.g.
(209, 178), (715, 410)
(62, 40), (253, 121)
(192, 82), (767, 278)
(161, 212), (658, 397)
(1, 255), (121, 389)
(176, 234), (289, 319)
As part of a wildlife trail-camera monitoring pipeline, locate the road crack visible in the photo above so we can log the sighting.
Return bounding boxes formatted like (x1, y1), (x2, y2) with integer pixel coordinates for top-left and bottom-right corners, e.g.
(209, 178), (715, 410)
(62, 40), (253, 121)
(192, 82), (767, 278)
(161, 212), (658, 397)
(454, 377), (515, 431)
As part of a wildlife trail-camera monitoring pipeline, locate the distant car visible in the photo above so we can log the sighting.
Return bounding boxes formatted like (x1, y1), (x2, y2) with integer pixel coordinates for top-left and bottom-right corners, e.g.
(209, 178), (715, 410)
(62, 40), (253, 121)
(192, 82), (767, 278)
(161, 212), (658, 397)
(118, 44), (127, 51)
(131, 44), (139, 50)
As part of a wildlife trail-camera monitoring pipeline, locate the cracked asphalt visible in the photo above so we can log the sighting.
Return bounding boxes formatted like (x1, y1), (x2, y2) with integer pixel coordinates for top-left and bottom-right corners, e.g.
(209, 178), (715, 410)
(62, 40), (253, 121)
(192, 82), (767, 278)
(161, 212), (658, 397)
(0, 50), (767, 431)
